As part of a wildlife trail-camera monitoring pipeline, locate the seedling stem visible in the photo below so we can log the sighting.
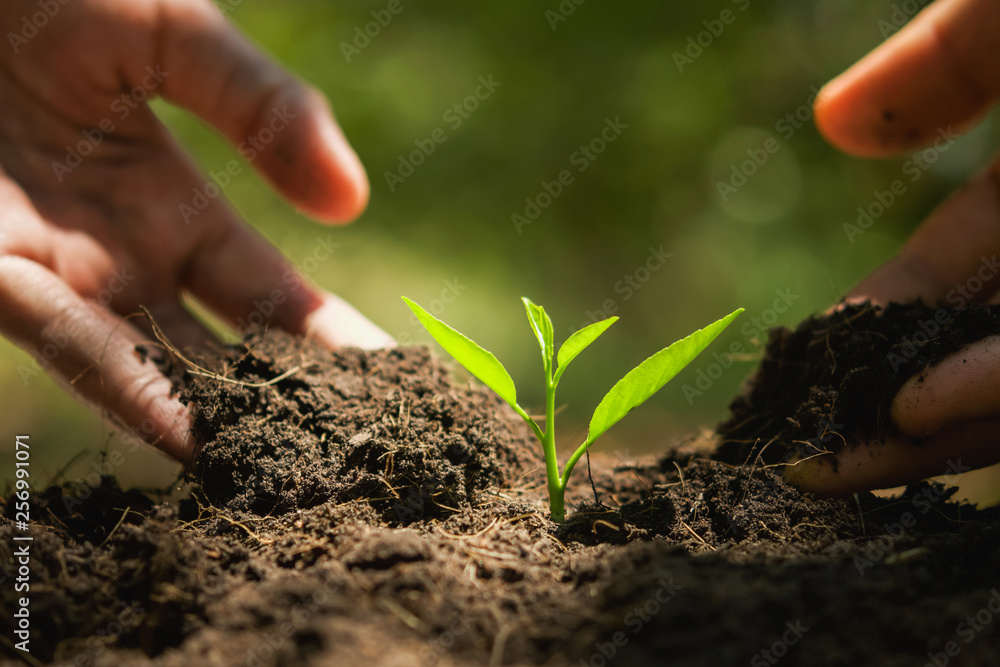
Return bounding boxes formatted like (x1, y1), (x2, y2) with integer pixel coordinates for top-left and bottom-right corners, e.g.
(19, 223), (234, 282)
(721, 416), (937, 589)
(403, 296), (742, 522)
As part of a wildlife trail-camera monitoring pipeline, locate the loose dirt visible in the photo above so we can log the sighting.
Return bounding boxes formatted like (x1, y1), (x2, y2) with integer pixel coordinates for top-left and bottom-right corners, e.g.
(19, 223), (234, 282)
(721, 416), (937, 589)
(3, 312), (999, 666)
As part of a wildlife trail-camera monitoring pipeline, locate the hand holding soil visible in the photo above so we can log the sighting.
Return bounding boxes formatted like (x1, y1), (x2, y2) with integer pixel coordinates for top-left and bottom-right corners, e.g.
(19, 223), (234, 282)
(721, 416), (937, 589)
(0, 0), (994, 497)
(0, 0), (392, 462)
(5, 3), (1000, 665)
(785, 0), (1000, 495)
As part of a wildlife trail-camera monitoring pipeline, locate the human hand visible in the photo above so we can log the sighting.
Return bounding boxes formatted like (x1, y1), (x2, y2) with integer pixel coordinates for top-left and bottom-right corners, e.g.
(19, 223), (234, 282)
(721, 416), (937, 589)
(0, 0), (393, 463)
(786, 0), (1000, 495)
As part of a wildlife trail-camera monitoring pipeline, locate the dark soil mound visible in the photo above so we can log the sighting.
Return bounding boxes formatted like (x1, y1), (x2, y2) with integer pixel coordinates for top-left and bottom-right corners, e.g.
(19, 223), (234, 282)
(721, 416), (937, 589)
(3, 327), (1000, 666)
(716, 301), (1000, 466)
(183, 332), (541, 521)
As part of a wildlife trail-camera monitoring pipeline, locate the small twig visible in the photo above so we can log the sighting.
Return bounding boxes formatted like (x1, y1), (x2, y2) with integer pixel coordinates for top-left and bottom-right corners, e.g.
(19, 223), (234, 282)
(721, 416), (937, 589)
(854, 493), (866, 534)
(429, 496), (462, 514)
(542, 532), (567, 551)
(748, 437), (778, 471)
(142, 306), (307, 388)
(437, 518), (500, 541)
(465, 546), (517, 561)
(185, 365), (305, 388)
(504, 512), (544, 525)
(586, 450), (604, 508)
(673, 461), (686, 493)
(213, 514), (275, 544)
(592, 519), (620, 533)
(98, 506), (131, 548)
(765, 449), (832, 470)
(377, 598), (422, 631)
(47, 449), (90, 486)
(490, 623), (516, 667)
(679, 520), (714, 550)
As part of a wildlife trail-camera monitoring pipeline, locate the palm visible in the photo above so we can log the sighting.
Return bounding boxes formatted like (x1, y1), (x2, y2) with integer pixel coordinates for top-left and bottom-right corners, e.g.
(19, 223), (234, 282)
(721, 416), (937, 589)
(1, 96), (199, 331)
(0, 0), (385, 461)
(787, 0), (1000, 495)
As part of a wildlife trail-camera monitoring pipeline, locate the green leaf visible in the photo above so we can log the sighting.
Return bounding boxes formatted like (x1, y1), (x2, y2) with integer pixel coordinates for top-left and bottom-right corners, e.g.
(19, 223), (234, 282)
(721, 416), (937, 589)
(522, 298), (554, 372)
(556, 317), (618, 379)
(587, 308), (743, 443)
(402, 297), (518, 408)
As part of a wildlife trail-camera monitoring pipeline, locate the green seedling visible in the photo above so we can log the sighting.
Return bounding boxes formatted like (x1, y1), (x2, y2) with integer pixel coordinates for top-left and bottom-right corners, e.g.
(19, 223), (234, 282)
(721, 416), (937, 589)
(402, 296), (743, 522)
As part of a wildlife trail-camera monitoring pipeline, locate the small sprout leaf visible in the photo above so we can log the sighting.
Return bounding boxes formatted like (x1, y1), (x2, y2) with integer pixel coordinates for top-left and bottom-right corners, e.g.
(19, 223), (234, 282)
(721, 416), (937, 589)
(402, 297), (518, 408)
(556, 317), (618, 379)
(404, 294), (744, 523)
(522, 297), (555, 372)
(587, 308), (743, 443)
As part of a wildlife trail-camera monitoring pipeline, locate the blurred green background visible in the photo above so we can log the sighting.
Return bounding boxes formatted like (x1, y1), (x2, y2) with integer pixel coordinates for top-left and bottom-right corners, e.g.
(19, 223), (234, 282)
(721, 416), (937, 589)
(2, 0), (998, 501)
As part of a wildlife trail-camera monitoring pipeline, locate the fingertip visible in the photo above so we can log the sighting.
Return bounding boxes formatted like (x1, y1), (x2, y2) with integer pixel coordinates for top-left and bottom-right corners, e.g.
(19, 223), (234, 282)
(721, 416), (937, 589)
(266, 88), (370, 224)
(891, 336), (1000, 439)
(783, 435), (916, 497)
(813, 71), (894, 158)
(306, 100), (370, 223)
(890, 372), (940, 438)
(782, 452), (841, 497)
(302, 293), (396, 350)
(117, 351), (197, 463)
(812, 78), (847, 149)
(155, 5), (371, 225)
(145, 395), (197, 464)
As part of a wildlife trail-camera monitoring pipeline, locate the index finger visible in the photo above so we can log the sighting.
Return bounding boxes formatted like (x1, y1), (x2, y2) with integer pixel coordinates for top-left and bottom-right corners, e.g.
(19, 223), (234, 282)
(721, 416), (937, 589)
(815, 0), (1000, 157)
(125, 0), (369, 223)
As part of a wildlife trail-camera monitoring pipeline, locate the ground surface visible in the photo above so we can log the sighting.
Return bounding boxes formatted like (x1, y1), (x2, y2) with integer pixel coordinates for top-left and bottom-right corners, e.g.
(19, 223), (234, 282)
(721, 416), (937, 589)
(3, 313), (1000, 667)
